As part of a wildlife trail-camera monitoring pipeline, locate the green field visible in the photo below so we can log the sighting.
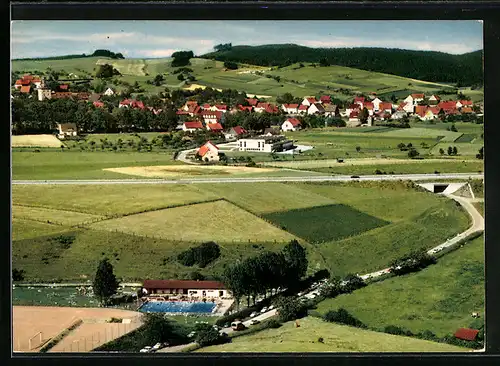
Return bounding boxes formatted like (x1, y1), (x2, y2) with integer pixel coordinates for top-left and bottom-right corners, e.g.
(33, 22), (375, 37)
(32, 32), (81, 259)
(12, 205), (105, 226)
(12, 218), (73, 241)
(316, 235), (484, 338)
(263, 204), (390, 243)
(196, 316), (467, 352)
(473, 202), (484, 216)
(12, 150), (179, 180)
(88, 200), (297, 243)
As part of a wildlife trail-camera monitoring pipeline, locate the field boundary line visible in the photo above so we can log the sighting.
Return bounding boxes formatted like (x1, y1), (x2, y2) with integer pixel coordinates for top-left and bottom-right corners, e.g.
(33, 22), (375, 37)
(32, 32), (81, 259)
(12, 203), (102, 216)
(40, 318), (83, 353)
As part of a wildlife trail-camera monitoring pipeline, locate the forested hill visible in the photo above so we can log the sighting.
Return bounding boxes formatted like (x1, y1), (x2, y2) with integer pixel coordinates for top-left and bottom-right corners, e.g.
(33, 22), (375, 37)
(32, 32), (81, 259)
(202, 45), (483, 86)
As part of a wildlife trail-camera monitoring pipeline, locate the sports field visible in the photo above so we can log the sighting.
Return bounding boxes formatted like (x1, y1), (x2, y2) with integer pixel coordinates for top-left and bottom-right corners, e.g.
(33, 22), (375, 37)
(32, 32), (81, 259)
(315, 234), (484, 338)
(196, 316), (467, 352)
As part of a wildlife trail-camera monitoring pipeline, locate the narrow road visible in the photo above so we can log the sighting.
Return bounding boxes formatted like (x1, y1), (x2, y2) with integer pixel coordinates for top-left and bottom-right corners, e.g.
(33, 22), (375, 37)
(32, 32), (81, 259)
(175, 149), (198, 165)
(12, 173), (483, 185)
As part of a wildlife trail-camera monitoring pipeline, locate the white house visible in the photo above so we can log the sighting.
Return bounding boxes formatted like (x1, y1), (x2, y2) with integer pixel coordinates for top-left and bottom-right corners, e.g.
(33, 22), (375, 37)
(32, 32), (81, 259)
(182, 121), (204, 132)
(57, 123), (78, 139)
(282, 103), (299, 114)
(307, 103), (325, 115)
(201, 111), (223, 125)
(372, 97), (382, 111)
(238, 136), (294, 153)
(391, 111), (407, 120)
(429, 95), (441, 104)
(104, 88), (115, 96)
(224, 126), (248, 141)
(37, 87), (52, 101)
(301, 97), (317, 106)
(281, 118), (302, 132)
(197, 141), (220, 162)
(404, 93), (425, 106)
(297, 105), (308, 114)
(403, 103), (415, 113)
(142, 280), (231, 299)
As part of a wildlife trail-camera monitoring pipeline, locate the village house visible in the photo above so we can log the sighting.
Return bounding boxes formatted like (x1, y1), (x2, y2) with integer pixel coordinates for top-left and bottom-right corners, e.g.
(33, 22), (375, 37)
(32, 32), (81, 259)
(183, 100), (199, 111)
(457, 100), (473, 109)
(214, 104), (228, 113)
(348, 111), (361, 125)
(281, 118), (302, 132)
(320, 95), (331, 104)
(142, 279), (230, 299)
(238, 135), (294, 153)
(378, 102), (393, 113)
(197, 141), (220, 162)
(344, 104), (360, 117)
(234, 105), (254, 113)
(93, 101), (105, 108)
(246, 98), (259, 107)
(51, 92), (74, 100)
(354, 96), (365, 108)
(254, 103), (279, 114)
(224, 126), (248, 140)
(428, 95), (441, 104)
(263, 127), (280, 136)
(415, 105), (440, 121)
(371, 97), (383, 111)
(119, 99), (145, 109)
(57, 123), (78, 139)
(390, 110), (407, 120)
(301, 97), (318, 106)
(103, 87), (115, 96)
(182, 121), (204, 132)
(206, 123), (224, 133)
(404, 93), (425, 106)
(364, 102), (375, 116)
(323, 104), (340, 117)
(201, 110), (224, 124)
(297, 105), (308, 114)
(282, 103), (299, 114)
(438, 101), (458, 114)
(37, 87), (52, 101)
(307, 103), (325, 115)
(20, 86), (31, 94)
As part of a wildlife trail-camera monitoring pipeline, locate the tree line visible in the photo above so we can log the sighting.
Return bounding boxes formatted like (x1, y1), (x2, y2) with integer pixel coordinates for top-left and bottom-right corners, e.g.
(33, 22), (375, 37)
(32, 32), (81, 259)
(222, 240), (308, 310)
(202, 45), (483, 86)
(13, 49), (125, 61)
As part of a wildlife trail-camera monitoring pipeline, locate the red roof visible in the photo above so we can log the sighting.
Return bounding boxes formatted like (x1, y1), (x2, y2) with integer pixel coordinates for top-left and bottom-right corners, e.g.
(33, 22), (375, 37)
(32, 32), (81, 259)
(215, 104), (227, 111)
(52, 92), (73, 99)
(354, 96), (365, 103)
(232, 126), (247, 135)
(348, 104), (360, 110)
(285, 103), (299, 109)
(93, 101), (105, 108)
(246, 98), (259, 106)
(320, 95), (331, 103)
(207, 123), (223, 131)
(364, 102), (374, 109)
(286, 118), (301, 127)
(20, 86), (31, 93)
(438, 101), (458, 110)
(454, 328), (479, 341)
(238, 105), (253, 112)
(186, 100), (198, 105)
(411, 93), (425, 99)
(176, 110), (190, 115)
(188, 105), (202, 114)
(202, 110), (222, 118)
(379, 102), (393, 111)
(23, 74), (34, 80)
(298, 105), (308, 111)
(198, 145), (210, 157)
(306, 97), (317, 104)
(428, 106), (441, 114)
(59, 84), (69, 90)
(349, 111), (359, 118)
(202, 103), (211, 109)
(120, 99), (131, 105)
(184, 121), (204, 129)
(415, 105), (428, 117)
(143, 279), (225, 290)
(460, 100), (473, 106)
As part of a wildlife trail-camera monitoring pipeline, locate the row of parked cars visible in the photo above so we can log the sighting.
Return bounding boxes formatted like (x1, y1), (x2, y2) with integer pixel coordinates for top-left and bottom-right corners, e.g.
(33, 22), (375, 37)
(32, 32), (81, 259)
(139, 342), (169, 353)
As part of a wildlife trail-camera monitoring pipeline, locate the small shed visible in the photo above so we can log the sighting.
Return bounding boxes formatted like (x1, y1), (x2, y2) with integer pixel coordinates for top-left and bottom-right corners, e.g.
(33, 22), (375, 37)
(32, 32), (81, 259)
(57, 123), (78, 139)
(454, 328), (480, 341)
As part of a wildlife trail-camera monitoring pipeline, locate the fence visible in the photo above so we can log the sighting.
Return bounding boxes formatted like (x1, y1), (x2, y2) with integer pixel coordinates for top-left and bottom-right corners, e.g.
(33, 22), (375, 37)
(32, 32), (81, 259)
(54, 319), (142, 353)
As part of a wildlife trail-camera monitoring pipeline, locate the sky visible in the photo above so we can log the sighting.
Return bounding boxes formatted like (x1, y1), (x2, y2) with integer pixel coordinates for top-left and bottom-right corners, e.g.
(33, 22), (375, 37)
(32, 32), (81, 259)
(11, 20), (483, 59)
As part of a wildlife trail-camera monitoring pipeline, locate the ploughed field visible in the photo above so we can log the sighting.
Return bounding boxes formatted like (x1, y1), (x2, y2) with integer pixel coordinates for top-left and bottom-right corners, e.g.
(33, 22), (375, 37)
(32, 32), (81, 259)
(12, 181), (470, 283)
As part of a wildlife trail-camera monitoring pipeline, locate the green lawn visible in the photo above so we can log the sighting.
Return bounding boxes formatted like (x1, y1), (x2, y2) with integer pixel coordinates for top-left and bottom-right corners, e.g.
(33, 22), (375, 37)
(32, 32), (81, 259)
(196, 316), (467, 352)
(315, 235), (484, 338)
(12, 218), (73, 241)
(12, 150), (179, 180)
(263, 204), (390, 243)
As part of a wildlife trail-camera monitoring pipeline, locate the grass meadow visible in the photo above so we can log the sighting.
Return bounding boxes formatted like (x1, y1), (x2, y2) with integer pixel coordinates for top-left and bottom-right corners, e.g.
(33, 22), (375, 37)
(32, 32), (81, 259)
(12, 219), (73, 241)
(315, 235), (484, 338)
(196, 316), (467, 352)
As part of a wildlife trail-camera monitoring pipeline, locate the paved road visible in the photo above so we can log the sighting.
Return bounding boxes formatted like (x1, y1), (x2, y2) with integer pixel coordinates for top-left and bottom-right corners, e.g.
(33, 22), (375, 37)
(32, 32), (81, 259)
(175, 149), (198, 165)
(12, 173), (483, 185)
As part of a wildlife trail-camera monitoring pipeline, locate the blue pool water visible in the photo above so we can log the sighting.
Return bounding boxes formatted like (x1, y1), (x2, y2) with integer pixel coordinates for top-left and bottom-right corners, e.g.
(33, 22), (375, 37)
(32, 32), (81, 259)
(139, 301), (216, 314)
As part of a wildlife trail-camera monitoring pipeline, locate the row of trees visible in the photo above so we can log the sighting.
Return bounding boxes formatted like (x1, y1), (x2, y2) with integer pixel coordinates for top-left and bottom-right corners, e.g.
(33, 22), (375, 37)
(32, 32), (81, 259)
(177, 242), (221, 268)
(222, 240), (308, 309)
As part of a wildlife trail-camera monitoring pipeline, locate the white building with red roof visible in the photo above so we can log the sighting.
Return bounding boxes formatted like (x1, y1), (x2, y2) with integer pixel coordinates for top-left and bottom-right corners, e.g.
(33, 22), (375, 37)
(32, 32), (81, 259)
(320, 95), (331, 104)
(297, 105), (308, 114)
(224, 126), (248, 141)
(301, 97), (318, 106)
(282, 103), (299, 114)
(206, 123), (224, 133)
(197, 141), (220, 162)
(371, 97), (383, 111)
(142, 279), (229, 299)
(404, 93), (425, 106)
(282, 118), (302, 132)
(182, 121), (204, 132)
(201, 110), (224, 124)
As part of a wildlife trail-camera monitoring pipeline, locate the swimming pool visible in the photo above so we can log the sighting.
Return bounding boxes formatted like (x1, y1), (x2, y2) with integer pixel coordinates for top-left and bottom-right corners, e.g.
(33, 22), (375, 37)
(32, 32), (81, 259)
(139, 301), (217, 314)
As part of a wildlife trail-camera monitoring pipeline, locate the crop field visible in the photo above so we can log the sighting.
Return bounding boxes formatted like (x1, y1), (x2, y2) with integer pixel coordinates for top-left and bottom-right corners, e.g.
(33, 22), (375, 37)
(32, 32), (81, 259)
(12, 184), (219, 216)
(12, 150), (180, 180)
(316, 199), (471, 277)
(12, 135), (64, 148)
(88, 200), (297, 243)
(430, 142), (484, 157)
(378, 128), (462, 142)
(12, 219), (72, 241)
(12, 205), (105, 226)
(196, 316), (466, 353)
(263, 204), (390, 243)
(316, 235), (484, 338)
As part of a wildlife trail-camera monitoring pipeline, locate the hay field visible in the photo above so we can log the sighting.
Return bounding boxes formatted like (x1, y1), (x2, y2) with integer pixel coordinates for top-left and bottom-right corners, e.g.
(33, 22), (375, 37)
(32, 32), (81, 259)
(13, 306), (142, 353)
(12, 135), (63, 148)
(12, 205), (105, 226)
(103, 165), (278, 178)
(88, 200), (296, 243)
(12, 218), (72, 241)
(196, 316), (467, 353)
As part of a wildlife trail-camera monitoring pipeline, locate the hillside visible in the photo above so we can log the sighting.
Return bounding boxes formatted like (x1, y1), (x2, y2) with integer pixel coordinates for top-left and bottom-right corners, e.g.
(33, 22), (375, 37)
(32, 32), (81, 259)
(201, 45), (483, 86)
(195, 316), (468, 352)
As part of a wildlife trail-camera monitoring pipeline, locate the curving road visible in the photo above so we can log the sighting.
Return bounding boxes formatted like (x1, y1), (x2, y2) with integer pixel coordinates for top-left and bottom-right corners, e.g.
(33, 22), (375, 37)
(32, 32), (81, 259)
(12, 173), (483, 185)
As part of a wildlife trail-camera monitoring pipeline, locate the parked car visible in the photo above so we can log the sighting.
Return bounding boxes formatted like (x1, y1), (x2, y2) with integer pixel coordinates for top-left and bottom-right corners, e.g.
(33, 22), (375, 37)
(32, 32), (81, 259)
(250, 312), (257, 318)
(188, 331), (196, 338)
(231, 321), (246, 331)
(260, 307), (268, 313)
(140, 346), (152, 353)
(351, 175), (360, 179)
(250, 319), (260, 325)
(268, 305), (274, 310)
(152, 342), (168, 351)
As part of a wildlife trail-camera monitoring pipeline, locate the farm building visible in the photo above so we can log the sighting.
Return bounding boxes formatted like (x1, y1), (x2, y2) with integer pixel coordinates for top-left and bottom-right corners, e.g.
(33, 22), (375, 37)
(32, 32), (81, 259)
(224, 126), (248, 140)
(197, 141), (220, 162)
(454, 328), (480, 341)
(142, 280), (230, 299)
(182, 121), (204, 132)
(281, 118), (302, 132)
(238, 135), (293, 153)
(308, 103), (325, 115)
(57, 123), (78, 138)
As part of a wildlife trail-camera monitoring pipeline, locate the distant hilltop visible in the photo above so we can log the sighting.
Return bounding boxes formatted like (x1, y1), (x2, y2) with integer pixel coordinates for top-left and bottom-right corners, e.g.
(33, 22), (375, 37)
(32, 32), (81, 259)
(12, 49), (125, 61)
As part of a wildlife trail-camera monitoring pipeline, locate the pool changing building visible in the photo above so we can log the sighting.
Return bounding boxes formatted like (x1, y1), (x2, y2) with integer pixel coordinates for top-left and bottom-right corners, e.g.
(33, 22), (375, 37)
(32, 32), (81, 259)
(142, 280), (231, 299)
(237, 135), (294, 153)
